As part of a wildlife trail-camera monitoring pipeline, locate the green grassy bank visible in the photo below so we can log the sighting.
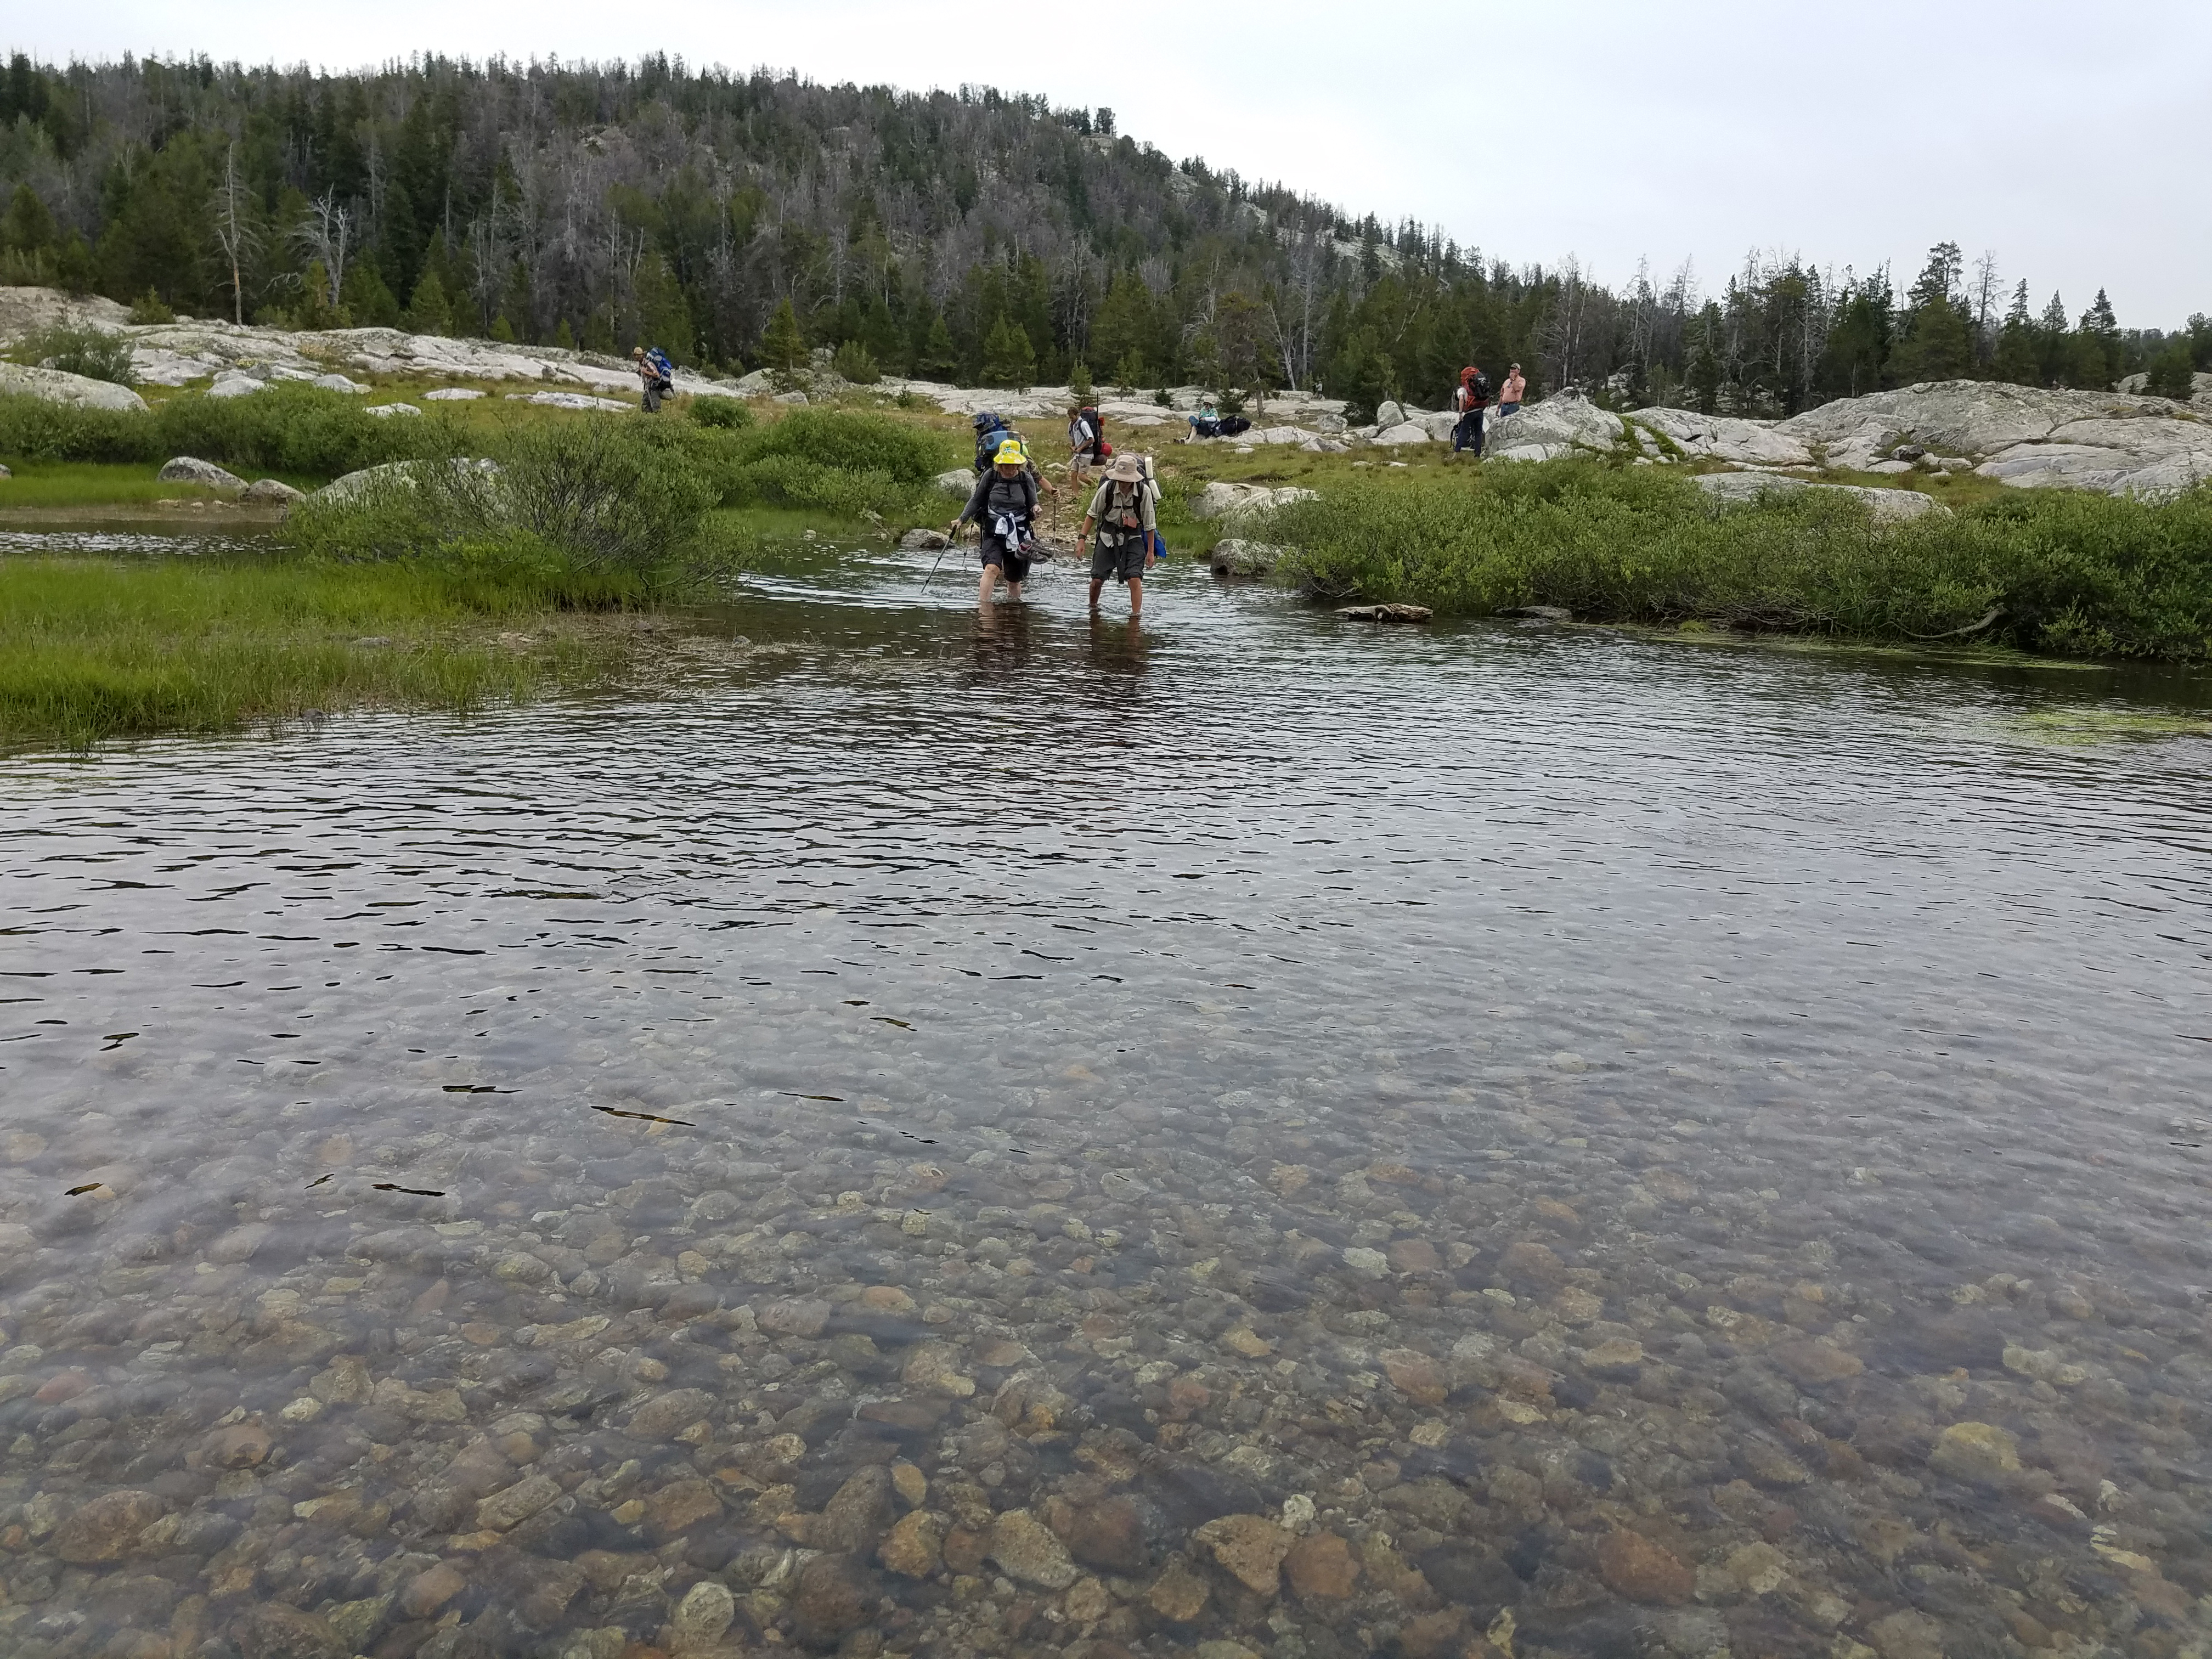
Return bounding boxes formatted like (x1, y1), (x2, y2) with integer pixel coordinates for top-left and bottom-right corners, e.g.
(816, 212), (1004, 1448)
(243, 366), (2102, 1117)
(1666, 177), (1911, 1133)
(0, 397), (973, 751)
(0, 552), (657, 753)
(1261, 464), (2212, 662)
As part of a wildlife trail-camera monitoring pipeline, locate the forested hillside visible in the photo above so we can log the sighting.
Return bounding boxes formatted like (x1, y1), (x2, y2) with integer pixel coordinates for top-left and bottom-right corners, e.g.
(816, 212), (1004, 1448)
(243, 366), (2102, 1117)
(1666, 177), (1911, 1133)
(2, 52), (2207, 419)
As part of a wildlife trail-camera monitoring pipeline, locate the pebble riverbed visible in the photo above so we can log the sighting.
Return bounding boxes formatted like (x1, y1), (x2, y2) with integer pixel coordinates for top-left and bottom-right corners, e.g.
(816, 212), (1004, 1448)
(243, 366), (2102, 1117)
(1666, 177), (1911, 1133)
(2, 547), (2209, 1659)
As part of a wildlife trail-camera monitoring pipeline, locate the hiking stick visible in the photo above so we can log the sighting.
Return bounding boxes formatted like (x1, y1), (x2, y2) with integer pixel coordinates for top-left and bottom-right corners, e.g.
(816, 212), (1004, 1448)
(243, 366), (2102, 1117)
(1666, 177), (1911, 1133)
(922, 529), (956, 591)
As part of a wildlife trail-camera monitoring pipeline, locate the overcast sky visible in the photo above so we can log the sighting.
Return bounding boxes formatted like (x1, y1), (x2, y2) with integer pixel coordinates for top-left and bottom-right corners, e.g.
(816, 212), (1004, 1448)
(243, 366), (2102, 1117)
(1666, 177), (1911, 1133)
(17, 1), (2211, 326)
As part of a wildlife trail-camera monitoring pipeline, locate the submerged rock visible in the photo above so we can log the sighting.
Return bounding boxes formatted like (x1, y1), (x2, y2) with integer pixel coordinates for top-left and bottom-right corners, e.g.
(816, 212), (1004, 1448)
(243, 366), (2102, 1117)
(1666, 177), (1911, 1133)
(1336, 603), (1434, 623)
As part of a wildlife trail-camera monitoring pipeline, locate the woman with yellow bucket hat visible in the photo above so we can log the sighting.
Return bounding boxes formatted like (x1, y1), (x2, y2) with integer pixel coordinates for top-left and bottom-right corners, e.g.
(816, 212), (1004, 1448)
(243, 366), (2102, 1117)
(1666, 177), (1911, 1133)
(948, 436), (1043, 606)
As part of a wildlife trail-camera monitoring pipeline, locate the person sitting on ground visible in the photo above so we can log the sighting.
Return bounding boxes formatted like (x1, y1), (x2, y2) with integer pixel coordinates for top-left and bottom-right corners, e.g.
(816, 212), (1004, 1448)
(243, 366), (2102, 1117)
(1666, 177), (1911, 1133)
(1451, 365), (1492, 458)
(1078, 453), (1159, 620)
(949, 438), (1041, 607)
(1184, 398), (1221, 442)
(1497, 363), (1526, 419)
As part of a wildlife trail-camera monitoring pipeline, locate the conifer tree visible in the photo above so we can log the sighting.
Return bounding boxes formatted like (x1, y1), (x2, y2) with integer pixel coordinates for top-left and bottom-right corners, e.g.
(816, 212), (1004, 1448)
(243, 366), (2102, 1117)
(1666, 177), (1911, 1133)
(403, 268), (452, 336)
(2, 182), (57, 253)
(916, 312), (957, 380)
(981, 317), (1035, 388)
(759, 297), (806, 375)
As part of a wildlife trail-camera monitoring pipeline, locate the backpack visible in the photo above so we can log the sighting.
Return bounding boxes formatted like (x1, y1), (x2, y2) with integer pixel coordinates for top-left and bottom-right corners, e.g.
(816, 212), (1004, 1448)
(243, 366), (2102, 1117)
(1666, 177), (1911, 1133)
(646, 347), (674, 381)
(1460, 371), (1491, 410)
(973, 420), (1009, 472)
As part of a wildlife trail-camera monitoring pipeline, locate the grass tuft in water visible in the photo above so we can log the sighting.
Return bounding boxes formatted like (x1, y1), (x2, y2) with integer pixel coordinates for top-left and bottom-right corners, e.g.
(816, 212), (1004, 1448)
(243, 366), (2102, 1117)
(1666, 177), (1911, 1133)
(0, 551), (644, 753)
(1262, 464), (2212, 662)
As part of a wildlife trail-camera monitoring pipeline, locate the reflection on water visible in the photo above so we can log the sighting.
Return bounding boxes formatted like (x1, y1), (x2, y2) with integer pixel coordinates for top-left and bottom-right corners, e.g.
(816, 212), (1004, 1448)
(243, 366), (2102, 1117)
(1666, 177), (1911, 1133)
(3, 545), (2210, 1659)
(0, 527), (276, 557)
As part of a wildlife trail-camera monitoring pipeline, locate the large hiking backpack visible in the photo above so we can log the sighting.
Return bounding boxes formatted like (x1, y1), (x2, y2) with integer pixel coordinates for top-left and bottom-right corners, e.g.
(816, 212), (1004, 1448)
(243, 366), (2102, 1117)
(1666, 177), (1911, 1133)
(646, 347), (675, 382)
(1460, 370), (1492, 409)
(1075, 405), (1104, 454)
(973, 418), (1009, 473)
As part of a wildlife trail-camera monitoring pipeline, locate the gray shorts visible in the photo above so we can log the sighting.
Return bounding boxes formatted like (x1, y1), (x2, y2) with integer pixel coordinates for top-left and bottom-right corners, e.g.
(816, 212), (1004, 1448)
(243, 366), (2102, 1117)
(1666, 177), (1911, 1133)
(1090, 538), (1147, 583)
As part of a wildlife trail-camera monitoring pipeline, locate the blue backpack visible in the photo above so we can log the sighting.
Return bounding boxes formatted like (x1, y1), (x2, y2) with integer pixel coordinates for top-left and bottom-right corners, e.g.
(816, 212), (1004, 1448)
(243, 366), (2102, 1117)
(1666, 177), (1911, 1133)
(646, 347), (674, 382)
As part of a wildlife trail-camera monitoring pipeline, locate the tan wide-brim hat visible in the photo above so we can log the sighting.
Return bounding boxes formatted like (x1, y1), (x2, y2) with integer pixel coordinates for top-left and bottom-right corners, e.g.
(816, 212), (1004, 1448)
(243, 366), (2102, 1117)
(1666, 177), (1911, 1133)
(1105, 455), (1144, 482)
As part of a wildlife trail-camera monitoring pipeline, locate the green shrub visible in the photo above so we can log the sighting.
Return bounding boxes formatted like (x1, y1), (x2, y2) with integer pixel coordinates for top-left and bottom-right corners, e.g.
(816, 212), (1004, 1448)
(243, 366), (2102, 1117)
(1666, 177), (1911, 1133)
(732, 406), (958, 485)
(287, 415), (720, 575)
(12, 323), (137, 385)
(1265, 464), (2212, 661)
(128, 290), (176, 325)
(0, 384), (452, 476)
(689, 395), (753, 430)
(718, 454), (915, 518)
(831, 341), (882, 385)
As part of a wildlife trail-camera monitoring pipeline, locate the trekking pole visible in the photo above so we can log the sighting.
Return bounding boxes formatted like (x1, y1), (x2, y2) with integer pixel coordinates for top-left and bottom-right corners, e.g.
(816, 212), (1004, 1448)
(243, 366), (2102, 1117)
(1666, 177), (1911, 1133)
(922, 531), (955, 591)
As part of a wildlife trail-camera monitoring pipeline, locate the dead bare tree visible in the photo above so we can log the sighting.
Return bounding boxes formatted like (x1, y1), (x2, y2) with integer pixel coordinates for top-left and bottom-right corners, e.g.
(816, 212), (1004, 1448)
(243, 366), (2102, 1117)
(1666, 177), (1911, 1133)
(292, 189), (352, 309)
(210, 142), (260, 326)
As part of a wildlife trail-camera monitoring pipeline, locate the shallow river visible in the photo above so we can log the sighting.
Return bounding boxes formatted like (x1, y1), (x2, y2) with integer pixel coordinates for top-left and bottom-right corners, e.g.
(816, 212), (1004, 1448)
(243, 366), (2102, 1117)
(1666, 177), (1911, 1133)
(4, 543), (2210, 1659)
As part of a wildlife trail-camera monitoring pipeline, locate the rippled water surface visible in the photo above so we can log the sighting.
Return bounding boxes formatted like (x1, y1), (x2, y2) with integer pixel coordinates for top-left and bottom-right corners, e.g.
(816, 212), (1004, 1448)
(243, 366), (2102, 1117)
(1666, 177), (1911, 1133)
(4, 545), (2210, 1659)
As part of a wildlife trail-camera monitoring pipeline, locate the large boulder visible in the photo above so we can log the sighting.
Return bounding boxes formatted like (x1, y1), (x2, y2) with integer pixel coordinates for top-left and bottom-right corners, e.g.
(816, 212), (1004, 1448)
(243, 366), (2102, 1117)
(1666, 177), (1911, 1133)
(1692, 472), (1951, 522)
(1485, 393), (1625, 462)
(1973, 416), (2212, 498)
(1627, 408), (1813, 467)
(1191, 481), (1318, 521)
(157, 456), (246, 492)
(315, 456), (498, 504)
(1772, 380), (2175, 473)
(207, 370), (267, 399)
(1210, 538), (1290, 578)
(933, 468), (976, 495)
(0, 361), (148, 413)
(1370, 421), (1435, 447)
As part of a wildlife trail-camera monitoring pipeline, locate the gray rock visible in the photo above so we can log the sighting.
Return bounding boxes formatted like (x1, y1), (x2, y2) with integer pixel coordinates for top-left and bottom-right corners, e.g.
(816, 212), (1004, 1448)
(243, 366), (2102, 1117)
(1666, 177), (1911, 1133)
(671, 1578), (736, 1651)
(1627, 408), (1812, 467)
(1210, 538), (1290, 578)
(240, 478), (307, 506)
(207, 369), (267, 399)
(933, 468), (975, 495)
(900, 528), (952, 551)
(1371, 421), (1437, 447)
(231, 1602), (348, 1659)
(365, 402), (422, 418)
(157, 456), (246, 492)
(1190, 481), (1317, 522)
(0, 360), (148, 412)
(1691, 471), (1951, 522)
(1485, 392), (1626, 462)
(422, 386), (485, 400)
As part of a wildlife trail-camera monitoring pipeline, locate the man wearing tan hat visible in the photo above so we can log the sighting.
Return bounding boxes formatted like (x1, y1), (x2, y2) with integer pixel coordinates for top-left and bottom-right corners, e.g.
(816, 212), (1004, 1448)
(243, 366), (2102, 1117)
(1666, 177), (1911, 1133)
(1077, 453), (1158, 619)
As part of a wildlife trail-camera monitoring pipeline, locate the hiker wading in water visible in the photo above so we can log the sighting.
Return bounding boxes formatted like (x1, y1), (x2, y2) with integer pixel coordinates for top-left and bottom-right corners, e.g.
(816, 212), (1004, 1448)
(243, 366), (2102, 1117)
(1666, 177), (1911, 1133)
(949, 438), (1041, 606)
(1079, 453), (1158, 619)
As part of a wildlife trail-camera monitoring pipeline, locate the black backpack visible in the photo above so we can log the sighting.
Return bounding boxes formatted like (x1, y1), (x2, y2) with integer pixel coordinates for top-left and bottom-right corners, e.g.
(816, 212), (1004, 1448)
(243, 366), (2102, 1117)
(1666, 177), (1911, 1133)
(1463, 372), (1492, 409)
(1076, 406), (1103, 451)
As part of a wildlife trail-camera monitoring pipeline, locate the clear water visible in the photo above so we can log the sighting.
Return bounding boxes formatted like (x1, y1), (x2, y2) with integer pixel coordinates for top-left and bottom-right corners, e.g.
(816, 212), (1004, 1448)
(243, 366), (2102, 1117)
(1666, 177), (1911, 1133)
(3, 544), (2209, 1659)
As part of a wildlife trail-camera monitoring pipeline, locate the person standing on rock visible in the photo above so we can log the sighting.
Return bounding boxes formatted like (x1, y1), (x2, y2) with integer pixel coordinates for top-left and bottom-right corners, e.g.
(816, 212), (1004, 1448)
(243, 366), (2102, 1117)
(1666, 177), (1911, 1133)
(1497, 364), (1526, 420)
(1077, 454), (1158, 620)
(1451, 365), (1492, 458)
(950, 439), (1041, 607)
